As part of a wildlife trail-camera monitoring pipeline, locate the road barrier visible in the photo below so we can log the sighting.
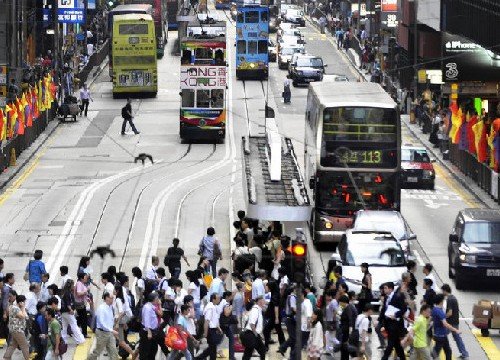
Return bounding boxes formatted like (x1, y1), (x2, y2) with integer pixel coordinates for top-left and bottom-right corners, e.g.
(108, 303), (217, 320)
(449, 143), (499, 204)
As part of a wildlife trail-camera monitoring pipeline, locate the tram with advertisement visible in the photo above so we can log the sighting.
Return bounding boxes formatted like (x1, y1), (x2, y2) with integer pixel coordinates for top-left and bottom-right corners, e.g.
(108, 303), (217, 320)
(126, 0), (169, 57)
(111, 14), (158, 97)
(304, 82), (401, 245)
(235, 1), (269, 79)
(179, 20), (227, 141)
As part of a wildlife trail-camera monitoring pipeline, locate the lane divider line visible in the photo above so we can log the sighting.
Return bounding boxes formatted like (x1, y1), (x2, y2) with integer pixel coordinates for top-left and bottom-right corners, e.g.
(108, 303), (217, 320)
(473, 329), (500, 360)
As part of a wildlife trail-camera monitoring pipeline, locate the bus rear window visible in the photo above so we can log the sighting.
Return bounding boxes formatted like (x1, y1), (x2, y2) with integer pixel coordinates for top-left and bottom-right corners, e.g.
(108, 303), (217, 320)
(114, 56), (156, 65)
(119, 24), (149, 35)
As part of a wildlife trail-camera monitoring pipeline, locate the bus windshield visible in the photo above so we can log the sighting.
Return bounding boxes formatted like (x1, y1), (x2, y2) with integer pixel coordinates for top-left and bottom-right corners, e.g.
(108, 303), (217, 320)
(315, 171), (397, 211)
(321, 107), (398, 168)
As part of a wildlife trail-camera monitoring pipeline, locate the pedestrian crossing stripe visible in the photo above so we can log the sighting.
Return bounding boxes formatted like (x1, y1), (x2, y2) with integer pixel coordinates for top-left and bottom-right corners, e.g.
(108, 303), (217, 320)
(473, 329), (500, 360)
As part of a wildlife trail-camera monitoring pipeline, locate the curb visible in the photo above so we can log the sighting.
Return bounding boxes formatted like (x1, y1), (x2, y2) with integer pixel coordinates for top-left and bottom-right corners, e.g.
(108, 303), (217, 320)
(402, 117), (494, 209)
(0, 58), (108, 192)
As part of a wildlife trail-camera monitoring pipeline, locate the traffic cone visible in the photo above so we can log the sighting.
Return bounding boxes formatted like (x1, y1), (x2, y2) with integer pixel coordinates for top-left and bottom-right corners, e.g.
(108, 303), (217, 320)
(9, 148), (16, 166)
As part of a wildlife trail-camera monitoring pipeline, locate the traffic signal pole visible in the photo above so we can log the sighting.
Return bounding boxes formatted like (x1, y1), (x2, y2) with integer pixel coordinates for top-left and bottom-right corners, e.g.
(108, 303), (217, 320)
(292, 228), (307, 360)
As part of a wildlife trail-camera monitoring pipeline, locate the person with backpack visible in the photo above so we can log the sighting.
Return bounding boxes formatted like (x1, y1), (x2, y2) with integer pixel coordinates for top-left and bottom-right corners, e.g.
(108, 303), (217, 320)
(121, 98), (140, 135)
(32, 302), (48, 360)
(199, 227), (222, 276)
(45, 308), (64, 360)
(165, 238), (190, 280)
(24, 250), (46, 284)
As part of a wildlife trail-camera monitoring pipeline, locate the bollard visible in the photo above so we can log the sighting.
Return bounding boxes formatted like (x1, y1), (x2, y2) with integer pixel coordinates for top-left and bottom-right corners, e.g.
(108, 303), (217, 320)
(9, 148), (16, 167)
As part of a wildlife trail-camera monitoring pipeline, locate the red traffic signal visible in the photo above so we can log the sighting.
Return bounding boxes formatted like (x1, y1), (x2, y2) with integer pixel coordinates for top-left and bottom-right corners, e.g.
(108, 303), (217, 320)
(291, 243), (307, 257)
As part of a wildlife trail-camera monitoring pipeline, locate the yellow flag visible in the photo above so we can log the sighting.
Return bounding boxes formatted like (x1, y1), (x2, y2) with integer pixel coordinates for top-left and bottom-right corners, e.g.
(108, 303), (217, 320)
(21, 92), (28, 108)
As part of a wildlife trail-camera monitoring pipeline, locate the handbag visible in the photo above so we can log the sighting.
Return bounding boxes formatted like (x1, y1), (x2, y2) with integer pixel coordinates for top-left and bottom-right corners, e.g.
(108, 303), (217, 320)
(50, 331), (68, 356)
(198, 241), (205, 256)
(23, 261), (31, 282)
(165, 326), (188, 351)
(213, 241), (222, 260)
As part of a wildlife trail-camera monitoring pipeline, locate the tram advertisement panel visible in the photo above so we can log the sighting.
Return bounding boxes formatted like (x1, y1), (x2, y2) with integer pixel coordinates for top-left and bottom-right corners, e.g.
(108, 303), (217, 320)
(180, 109), (226, 127)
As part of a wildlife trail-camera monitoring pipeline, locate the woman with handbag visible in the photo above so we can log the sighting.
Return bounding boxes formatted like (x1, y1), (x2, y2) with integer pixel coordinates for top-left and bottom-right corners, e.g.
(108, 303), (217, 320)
(60, 279), (85, 344)
(74, 272), (89, 338)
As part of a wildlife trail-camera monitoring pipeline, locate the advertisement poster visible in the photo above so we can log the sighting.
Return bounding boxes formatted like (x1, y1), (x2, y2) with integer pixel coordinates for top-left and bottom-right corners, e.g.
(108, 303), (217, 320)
(180, 66), (227, 89)
(442, 32), (500, 82)
(381, 0), (397, 12)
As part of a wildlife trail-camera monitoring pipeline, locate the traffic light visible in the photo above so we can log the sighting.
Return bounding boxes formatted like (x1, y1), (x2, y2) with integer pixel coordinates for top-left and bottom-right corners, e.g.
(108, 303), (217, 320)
(291, 241), (307, 284)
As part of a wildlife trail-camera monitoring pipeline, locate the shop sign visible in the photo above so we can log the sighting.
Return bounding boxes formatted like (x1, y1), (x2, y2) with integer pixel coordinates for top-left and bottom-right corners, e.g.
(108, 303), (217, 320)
(442, 32), (500, 82)
(57, 8), (85, 23)
(58, 0), (75, 8)
(351, 3), (367, 17)
(381, 12), (398, 28)
(381, 0), (397, 12)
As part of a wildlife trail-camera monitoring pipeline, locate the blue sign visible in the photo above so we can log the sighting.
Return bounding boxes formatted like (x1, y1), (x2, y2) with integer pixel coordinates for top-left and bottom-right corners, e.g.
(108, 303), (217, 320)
(42, 9), (51, 27)
(57, 8), (85, 23)
(87, 0), (96, 10)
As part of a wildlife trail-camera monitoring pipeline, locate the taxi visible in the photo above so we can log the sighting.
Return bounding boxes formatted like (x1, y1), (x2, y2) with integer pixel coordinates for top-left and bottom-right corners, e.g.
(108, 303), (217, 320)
(401, 145), (435, 190)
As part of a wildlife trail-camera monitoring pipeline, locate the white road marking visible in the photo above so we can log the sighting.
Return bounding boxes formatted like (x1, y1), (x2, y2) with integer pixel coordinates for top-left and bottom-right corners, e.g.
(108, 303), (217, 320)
(38, 165), (64, 169)
(141, 34), (237, 271)
(424, 198), (449, 209)
(46, 162), (156, 276)
(412, 249), (425, 266)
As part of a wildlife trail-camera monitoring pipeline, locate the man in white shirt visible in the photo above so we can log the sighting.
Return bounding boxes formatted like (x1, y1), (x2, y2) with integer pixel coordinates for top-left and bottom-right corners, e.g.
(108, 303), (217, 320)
(423, 263), (438, 291)
(26, 283), (41, 316)
(101, 272), (115, 296)
(59, 266), (71, 290)
(241, 295), (266, 360)
(208, 268), (229, 298)
(88, 292), (119, 360)
(356, 304), (374, 358)
(251, 270), (266, 300)
(145, 256), (160, 281)
(196, 294), (223, 360)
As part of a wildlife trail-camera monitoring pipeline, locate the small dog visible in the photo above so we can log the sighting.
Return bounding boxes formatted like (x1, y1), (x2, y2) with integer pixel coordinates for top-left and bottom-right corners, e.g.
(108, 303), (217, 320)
(89, 245), (116, 259)
(134, 153), (154, 165)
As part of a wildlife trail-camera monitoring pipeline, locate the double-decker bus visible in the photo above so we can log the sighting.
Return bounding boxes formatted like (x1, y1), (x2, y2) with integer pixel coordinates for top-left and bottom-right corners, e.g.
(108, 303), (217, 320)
(236, 3), (269, 79)
(304, 82), (401, 245)
(167, 0), (179, 29)
(108, 4), (153, 77)
(179, 20), (227, 141)
(126, 0), (169, 57)
(112, 14), (158, 97)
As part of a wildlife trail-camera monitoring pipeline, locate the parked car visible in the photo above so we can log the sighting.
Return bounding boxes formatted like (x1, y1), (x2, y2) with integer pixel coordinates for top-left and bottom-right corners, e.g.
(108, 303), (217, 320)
(278, 45), (303, 70)
(283, 8), (305, 26)
(351, 210), (416, 258)
(401, 145), (436, 190)
(268, 39), (277, 62)
(288, 54), (326, 85)
(448, 208), (500, 289)
(333, 231), (407, 304)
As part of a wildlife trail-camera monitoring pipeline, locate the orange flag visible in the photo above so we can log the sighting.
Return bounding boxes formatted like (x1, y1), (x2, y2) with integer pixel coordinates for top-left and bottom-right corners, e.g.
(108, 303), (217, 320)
(0, 108), (6, 141)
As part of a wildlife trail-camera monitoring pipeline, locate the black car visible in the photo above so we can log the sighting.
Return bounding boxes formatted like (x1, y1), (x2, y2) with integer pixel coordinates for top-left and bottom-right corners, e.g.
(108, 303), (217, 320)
(448, 208), (500, 289)
(289, 54), (325, 85)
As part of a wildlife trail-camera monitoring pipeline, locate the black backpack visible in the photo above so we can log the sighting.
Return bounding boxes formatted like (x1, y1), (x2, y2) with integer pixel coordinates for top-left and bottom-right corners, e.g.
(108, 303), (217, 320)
(121, 106), (128, 119)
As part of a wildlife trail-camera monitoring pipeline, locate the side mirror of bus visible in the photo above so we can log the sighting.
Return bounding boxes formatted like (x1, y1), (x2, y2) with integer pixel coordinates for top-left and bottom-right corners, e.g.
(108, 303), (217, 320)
(179, 92), (182, 96)
(309, 177), (315, 189)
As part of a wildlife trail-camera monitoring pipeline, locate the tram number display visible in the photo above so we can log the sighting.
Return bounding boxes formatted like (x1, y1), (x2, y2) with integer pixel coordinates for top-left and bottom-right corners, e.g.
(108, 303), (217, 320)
(339, 150), (382, 164)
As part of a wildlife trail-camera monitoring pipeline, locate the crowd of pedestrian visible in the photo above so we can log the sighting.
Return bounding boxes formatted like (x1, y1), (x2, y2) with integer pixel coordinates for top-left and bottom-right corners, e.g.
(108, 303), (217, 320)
(0, 210), (470, 360)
